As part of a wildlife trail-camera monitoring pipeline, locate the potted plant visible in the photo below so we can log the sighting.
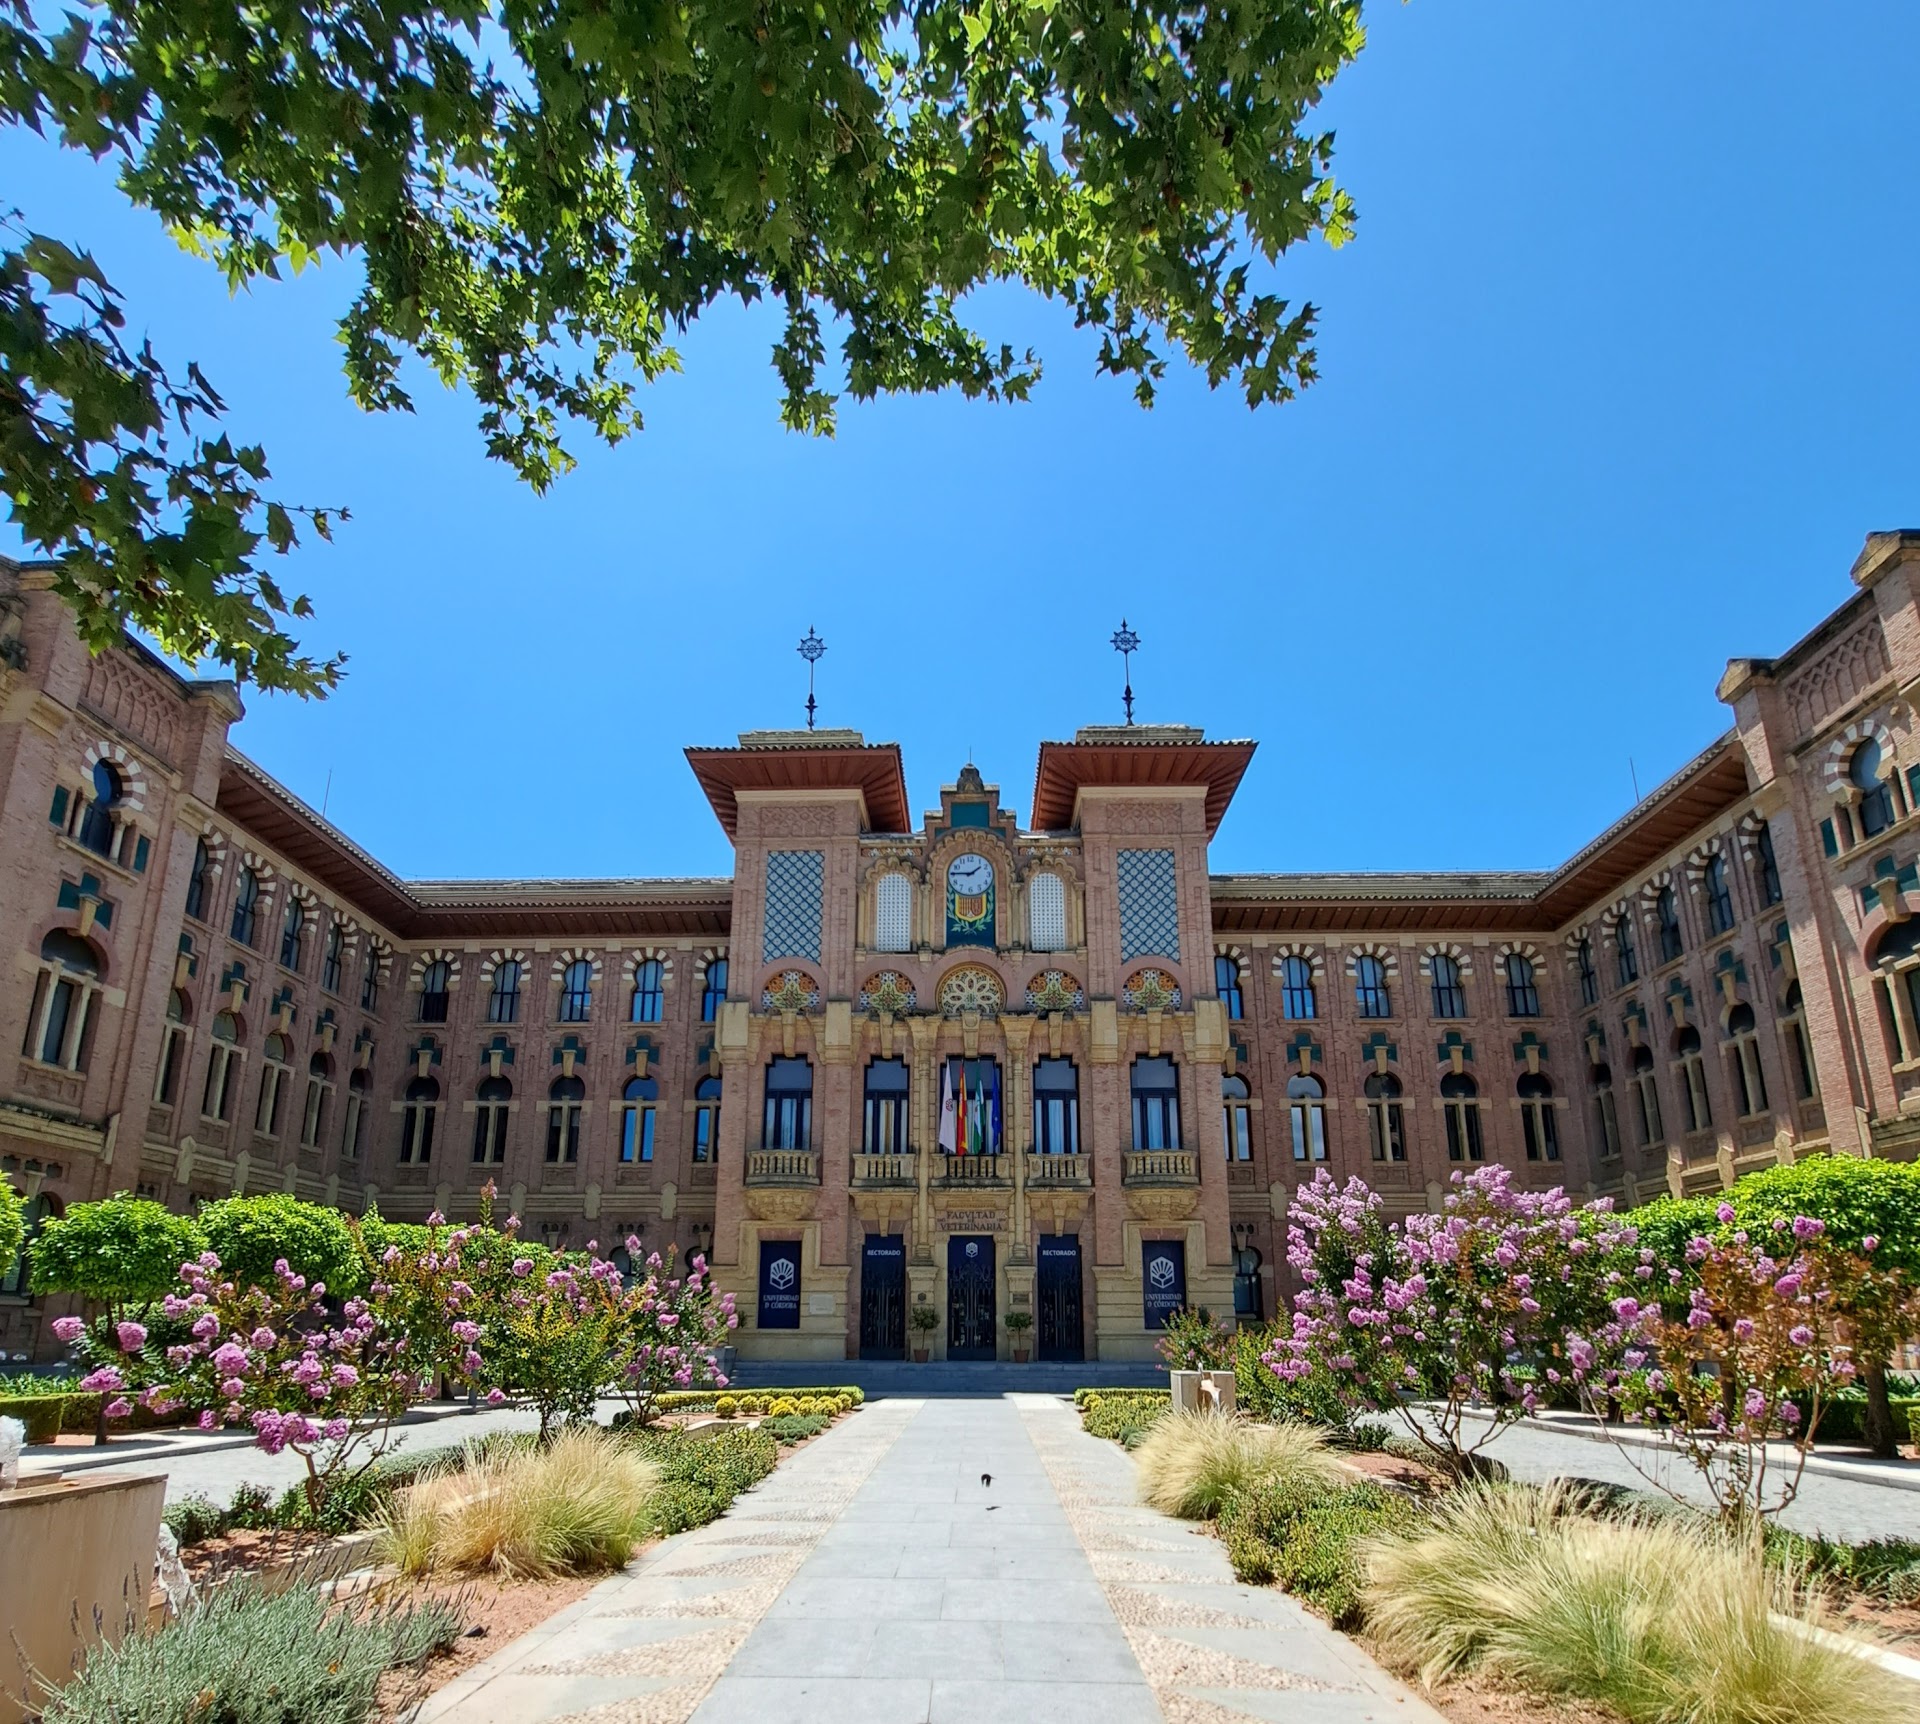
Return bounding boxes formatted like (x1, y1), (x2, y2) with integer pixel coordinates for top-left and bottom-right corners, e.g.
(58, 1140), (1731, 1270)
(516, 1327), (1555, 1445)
(1004, 1310), (1034, 1363)
(908, 1303), (939, 1363)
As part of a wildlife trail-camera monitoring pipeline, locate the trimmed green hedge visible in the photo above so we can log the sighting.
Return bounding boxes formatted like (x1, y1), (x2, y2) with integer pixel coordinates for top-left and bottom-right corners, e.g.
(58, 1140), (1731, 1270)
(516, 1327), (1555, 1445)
(1810, 1393), (1920, 1445)
(1079, 1390), (1170, 1445)
(1072, 1386), (1169, 1408)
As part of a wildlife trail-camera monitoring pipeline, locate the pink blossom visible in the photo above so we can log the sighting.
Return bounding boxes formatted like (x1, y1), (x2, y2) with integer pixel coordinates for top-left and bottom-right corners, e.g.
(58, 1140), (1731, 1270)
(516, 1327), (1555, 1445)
(115, 1321), (148, 1354)
(197, 1410), (218, 1430)
(486, 1387), (506, 1406)
(51, 1316), (86, 1344)
(103, 1398), (132, 1420)
(78, 1366), (124, 1393)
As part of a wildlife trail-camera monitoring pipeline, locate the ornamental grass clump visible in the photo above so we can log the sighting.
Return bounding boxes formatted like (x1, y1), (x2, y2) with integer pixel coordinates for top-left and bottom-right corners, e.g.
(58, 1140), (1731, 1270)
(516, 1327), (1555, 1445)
(388, 1426), (659, 1579)
(1133, 1409), (1348, 1520)
(1362, 1482), (1917, 1724)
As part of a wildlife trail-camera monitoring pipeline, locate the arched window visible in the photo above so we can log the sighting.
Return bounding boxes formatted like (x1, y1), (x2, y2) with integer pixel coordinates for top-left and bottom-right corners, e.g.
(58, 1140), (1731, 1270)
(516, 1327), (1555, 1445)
(1518, 1072), (1559, 1162)
(1726, 1002), (1769, 1118)
(629, 959), (665, 1024)
(1615, 918), (1639, 987)
(862, 1057), (910, 1154)
(1286, 1074), (1327, 1162)
(1028, 873), (1067, 953)
(559, 959), (594, 1022)
(1590, 1064), (1620, 1159)
(762, 1056), (813, 1150)
(1431, 954), (1467, 1019)
(1505, 954), (1541, 1018)
(255, 1032), (291, 1135)
(1574, 940), (1599, 1008)
(321, 920), (344, 993)
(487, 960), (521, 1025)
(546, 1074), (585, 1163)
(473, 1075), (512, 1164)
(24, 931), (102, 1071)
(77, 760), (121, 857)
(201, 1010), (240, 1120)
(1221, 1074), (1252, 1161)
(1033, 1057), (1080, 1154)
(300, 1051), (333, 1148)
(1874, 917), (1920, 1064)
(360, 945), (381, 1012)
(692, 1076), (723, 1162)
(400, 1074), (439, 1164)
(1781, 982), (1817, 1101)
(1277, 956), (1316, 1021)
(1364, 1071), (1405, 1163)
(1655, 887), (1683, 965)
(875, 872), (914, 953)
(1704, 855), (1736, 936)
(701, 958), (728, 1022)
(1215, 955), (1244, 1020)
(1354, 955), (1391, 1020)
(342, 1068), (369, 1159)
(1851, 738), (1897, 837)
(185, 838), (212, 922)
(278, 896), (306, 971)
(1130, 1055), (1182, 1151)
(1630, 1045), (1664, 1146)
(1441, 1072), (1483, 1162)
(230, 867), (261, 947)
(418, 959), (451, 1023)
(1674, 1026), (1711, 1133)
(1754, 822), (1783, 906)
(154, 988), (191, 1105)
(620, 1076), (658, 1163)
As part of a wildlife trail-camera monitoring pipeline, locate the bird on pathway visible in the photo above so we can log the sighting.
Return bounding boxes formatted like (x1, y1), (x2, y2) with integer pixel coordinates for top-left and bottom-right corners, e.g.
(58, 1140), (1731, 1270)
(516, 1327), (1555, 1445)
(980, 1472), (992, 1488)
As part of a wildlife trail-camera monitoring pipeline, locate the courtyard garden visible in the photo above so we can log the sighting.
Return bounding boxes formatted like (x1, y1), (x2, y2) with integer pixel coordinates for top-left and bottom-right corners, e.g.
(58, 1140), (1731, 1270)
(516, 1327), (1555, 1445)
(1087, 1153), (1920, 1724)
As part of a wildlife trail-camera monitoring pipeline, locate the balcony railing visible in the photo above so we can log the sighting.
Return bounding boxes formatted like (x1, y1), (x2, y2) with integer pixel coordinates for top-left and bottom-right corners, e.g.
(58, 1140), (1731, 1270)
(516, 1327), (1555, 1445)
(1025, 1153), (1090, 1189)
(1123, 1148), (1197, 1184)
(852, 1151), (918, 1188)
(935, 1152), (1011, 1186)
(745, 1148), (820, 1185)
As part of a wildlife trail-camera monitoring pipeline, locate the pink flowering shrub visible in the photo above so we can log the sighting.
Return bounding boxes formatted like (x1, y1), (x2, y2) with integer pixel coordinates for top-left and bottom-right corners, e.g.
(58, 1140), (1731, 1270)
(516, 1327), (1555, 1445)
(606, 1243), (737, 1426)
(1566, 1206), (1853, 1524)
(87, 1215), (484, 1514)
(1268, 1165), (1638, 1477)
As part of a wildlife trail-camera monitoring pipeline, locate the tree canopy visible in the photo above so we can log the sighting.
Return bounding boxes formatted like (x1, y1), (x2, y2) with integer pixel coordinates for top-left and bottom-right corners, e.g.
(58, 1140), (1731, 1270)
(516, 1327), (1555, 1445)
(2, 0), (1366, 692)
(30, 1192), (207, 1310)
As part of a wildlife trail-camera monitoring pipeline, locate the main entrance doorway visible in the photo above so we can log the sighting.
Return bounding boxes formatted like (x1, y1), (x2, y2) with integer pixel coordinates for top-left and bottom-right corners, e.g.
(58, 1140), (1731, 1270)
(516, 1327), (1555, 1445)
(859, 1234), (906, 1359)
(1036, 1234), (1084, 1362)
(946, 1235), (996, 1360)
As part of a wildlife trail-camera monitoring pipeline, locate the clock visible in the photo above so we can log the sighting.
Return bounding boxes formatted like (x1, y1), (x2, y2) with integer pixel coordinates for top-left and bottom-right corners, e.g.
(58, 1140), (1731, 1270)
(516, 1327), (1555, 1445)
(947, 853), (994, 896)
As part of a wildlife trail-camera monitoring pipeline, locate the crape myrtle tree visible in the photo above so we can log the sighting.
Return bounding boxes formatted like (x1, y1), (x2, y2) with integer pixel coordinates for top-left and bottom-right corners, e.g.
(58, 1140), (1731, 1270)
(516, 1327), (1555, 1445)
(1, 0), (1368, 693)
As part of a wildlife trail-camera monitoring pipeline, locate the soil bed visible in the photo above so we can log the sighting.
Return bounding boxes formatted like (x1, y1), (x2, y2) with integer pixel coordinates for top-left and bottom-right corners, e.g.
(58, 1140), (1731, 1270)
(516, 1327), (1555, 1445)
(372, 1574), (600, 1719)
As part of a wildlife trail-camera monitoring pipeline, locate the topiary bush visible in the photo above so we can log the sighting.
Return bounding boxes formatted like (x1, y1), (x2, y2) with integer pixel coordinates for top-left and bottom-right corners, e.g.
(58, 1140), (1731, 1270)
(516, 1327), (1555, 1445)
(714, 1394), (738, 1418)
(29, 1195), (207, 1314)
(197, 1194), (365, 1296)
(768, 1396), (800, 1417)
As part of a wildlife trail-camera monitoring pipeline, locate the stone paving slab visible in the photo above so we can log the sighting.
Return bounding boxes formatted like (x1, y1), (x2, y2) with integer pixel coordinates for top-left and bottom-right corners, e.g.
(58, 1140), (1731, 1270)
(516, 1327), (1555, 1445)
(423, 1394), (1450, 1724)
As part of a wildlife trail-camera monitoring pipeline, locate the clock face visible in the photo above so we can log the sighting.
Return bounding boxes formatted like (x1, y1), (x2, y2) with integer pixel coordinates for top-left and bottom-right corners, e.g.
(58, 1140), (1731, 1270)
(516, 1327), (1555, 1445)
(948, 853), (994, 896)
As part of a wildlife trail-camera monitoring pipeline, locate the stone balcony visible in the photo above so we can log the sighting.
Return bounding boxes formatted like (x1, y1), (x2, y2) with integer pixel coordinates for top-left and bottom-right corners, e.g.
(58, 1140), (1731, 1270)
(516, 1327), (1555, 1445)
(934, 1152), (1012, 1188)
(852, 1151), (918, 1189)
(1024, 1153), (1091, 1189)
(745, 1148), (820, 1186)
(1123, 1149), (1198, 1185)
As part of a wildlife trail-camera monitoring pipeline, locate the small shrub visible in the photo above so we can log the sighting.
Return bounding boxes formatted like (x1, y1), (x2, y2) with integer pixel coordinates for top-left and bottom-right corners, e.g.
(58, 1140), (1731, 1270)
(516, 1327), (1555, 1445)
(763, 1413), (829, 1444)
(0, 1393), (68, 1443)
(1220, 1476), (1417, 1626)
(768, 1396), (800, 1417)
(163, 1494), (226, 1548)
(1082, 1389), (1170, 1446)
(1133, 1411), (1348, 1520)
(39, 1578), (460, 1724)
(714, 1395), (738, 1418)
(630, 1424), (778, 1534)
(225, 1483), (277, 1530)
(1766, 1525), (1920, 1606)
(1363, 1482), (1913, 1724)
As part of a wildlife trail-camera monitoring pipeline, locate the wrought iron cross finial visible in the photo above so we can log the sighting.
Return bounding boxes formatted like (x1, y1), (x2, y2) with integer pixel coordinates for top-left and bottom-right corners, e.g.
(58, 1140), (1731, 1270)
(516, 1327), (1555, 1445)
(1110, 619), (1141, 726)
(797, 628), (826, 730)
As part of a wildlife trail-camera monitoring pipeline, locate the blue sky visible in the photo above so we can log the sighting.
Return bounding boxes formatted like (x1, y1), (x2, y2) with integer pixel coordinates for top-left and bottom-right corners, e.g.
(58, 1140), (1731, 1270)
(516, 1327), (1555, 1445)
(6, 4), (1917, 882)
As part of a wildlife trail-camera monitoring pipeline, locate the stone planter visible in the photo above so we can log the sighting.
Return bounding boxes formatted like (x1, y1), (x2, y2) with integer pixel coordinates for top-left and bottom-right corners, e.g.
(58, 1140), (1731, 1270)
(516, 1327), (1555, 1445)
(912, 1348), (930, 1363)
(0, 1470), (165, 1724)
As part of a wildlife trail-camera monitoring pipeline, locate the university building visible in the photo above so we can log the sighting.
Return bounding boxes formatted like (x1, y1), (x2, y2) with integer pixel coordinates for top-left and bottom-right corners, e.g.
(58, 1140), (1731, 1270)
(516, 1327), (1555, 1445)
(4, 536), (1920, 1363)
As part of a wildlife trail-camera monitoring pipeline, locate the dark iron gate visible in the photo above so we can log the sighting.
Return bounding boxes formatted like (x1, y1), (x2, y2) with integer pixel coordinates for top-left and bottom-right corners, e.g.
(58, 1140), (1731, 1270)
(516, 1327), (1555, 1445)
(1036, 1234), (1084, 1362)
(946, 1235), (996, 1360)
(859, 1235), (906, 1359)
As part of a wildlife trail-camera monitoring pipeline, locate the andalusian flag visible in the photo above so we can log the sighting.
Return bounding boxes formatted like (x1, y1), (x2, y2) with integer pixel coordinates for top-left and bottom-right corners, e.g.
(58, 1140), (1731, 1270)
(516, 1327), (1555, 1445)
(955, 1066), (969, 1156)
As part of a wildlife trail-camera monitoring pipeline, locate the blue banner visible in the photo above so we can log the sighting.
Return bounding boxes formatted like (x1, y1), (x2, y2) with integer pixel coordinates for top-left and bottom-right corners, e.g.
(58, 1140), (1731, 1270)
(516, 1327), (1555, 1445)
(1141, 1239), (1187, 1330)
(758, 1241), (802, 1329)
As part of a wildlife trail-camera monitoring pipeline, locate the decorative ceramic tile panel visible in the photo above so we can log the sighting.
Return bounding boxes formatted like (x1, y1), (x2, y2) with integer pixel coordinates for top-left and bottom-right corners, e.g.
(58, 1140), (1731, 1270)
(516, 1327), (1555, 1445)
(873, 871), (913, 952)
(1117, 847), (1180, 961)
(1028, 871), (1067, 951)
(763, 850), (824, 963)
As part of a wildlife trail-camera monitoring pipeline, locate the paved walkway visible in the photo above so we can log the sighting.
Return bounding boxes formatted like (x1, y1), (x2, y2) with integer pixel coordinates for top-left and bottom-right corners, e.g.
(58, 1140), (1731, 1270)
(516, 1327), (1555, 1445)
(420, 1396), (1444, 1724)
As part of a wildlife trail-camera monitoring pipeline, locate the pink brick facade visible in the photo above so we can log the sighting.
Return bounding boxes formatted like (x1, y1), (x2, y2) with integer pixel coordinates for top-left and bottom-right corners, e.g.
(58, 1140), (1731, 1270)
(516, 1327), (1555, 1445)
(4, 536), (1920, 1362)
